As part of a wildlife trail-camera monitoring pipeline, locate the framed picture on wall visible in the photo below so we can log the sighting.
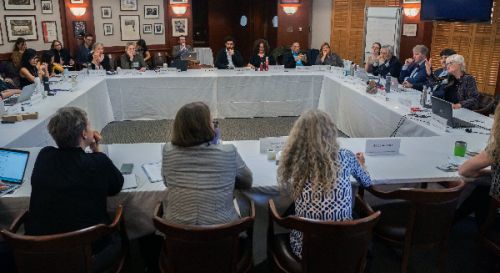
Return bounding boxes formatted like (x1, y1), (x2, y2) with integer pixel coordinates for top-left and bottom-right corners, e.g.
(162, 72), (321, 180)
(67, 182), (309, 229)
(4, 15), (38, 42)
(103, 23), (113, 36)
(3, 0), (35, 10)
(120, 15), (140, 41)
(120, 0), (138, 11)
(72, 21), (86, 37)
(171, 18), (187, 37)
(41, 0), (53, 14)
(41, 21), (58, 43)
(144, 5), (160, 19)
(154, 23), (163, 35)
(143, 24), (152, 34)
(101, 6), (112, 19)
(279, 0), (300, 3)
(70, 0), (83, 3)
(170, 0), (188, 3)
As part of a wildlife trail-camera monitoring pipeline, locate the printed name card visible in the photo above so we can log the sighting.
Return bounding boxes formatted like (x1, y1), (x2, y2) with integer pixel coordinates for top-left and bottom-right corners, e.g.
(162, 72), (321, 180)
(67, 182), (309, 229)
(268, 65), (285, 72)
(259, 136), (288, 154)
(430, 115), (448, 133)
(159, 67), (178, 74)
(203, 68), (216, 72)
(312, 65), (331, 71)
(295, 66), (313, 72)
(365, 138), (401, 155)
(87, 70), (106, 77)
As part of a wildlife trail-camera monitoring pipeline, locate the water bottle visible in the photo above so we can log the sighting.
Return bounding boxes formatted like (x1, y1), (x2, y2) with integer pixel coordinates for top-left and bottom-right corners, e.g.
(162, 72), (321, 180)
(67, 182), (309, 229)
(420, 85), (427, 107)
(425, 85), (433, 108)
(211, 120), (221, 144)
(265, 57), (269, 71)
(259, 61), (263, 71)
(385, 73), (392, 93)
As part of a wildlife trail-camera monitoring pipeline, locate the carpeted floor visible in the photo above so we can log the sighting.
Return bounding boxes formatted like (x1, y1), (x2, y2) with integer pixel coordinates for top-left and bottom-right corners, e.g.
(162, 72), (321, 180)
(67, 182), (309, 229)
(101, 118), (498, 273)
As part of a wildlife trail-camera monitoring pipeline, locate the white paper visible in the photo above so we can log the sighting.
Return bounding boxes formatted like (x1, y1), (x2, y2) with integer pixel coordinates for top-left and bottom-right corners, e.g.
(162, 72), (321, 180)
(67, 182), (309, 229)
(430, 115), (448, 133)
(403, 24), (417, 37)
(142, 161), (163, 183)
(268, 65), (285, 72)
(259, 137), (288, 154)
(88, 70), (106, 77)
(365, 139), (401, 155)
(122, 174), (138, 190)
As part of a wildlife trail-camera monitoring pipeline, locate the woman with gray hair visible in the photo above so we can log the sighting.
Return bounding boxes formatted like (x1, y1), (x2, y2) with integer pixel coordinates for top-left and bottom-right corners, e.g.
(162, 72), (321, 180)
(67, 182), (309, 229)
(120, 42), (147, 71)
(25, 106), (124, 272)
(443, 54), (479, 110)
(372, 45), (402, 78)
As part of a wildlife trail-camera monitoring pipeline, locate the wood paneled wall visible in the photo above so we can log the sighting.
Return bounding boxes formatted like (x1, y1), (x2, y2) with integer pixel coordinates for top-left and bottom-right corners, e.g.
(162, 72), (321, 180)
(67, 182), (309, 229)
(430, 0), (500, 95)
(276, 0), (312, 49)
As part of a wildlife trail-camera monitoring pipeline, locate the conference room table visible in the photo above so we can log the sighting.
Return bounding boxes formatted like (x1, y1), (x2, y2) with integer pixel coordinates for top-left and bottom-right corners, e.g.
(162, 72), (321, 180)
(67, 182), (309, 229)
(0, 67), (493, 263)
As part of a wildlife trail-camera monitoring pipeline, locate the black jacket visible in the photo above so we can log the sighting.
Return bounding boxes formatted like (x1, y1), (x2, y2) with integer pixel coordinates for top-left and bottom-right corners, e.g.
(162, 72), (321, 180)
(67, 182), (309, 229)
(373, 56), (402, 79)
(249, 54), (276, 68)
(51, 48), (72, 65)
(283, 52), (309, 68)
(214, 48), (244, 69)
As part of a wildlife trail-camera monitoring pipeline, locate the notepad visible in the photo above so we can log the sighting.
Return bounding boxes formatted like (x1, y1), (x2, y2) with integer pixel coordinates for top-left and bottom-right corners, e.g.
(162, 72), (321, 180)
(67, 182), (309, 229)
(122, 174), (138, 190)
(142, 161), (163, 183)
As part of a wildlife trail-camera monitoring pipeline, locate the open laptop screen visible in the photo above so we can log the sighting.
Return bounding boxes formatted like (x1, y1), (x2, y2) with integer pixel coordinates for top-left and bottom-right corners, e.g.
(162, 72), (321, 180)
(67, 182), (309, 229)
(0, 148), (30, 183)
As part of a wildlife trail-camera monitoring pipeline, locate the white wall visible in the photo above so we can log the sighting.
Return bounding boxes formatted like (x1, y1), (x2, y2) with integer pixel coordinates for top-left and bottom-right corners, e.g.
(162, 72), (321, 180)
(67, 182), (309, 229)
(0, 0), (63, 53)
(93, 0), (165, 47)
(311, 0), (332, 50)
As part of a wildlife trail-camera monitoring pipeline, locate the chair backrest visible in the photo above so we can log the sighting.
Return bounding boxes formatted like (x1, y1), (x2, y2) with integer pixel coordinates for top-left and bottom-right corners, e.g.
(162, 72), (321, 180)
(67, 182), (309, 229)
(1, 206), (123, 273)
(480, 195), (500, 254)
(371, 181), (465, 246)
(153, 201), (255, 273)
(268, 198), (381, 273)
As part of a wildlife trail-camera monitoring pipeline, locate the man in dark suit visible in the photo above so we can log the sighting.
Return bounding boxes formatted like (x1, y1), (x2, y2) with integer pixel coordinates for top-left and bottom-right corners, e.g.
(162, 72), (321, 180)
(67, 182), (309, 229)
(214, 36), (244, 69)
(399, 44), (429, 91)
(373, 45), (402, 79)
(282, 42), (308, 69)
(75, 33), (94, 68)
(171, 36), (193, 60)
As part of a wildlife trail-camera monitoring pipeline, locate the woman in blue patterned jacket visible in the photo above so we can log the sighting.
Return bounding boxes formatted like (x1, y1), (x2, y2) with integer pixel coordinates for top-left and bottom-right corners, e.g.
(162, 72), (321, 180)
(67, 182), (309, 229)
(277, 109), (372, 258)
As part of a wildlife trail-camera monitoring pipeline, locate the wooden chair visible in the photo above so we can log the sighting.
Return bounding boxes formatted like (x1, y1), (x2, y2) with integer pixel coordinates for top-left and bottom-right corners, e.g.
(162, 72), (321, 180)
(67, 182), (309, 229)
(479, 195), (500, 256)
(366, 181), (465, 273)
(153, 199), (255, 273)
(1, 205), (128, 273)
(267, 195), (381, 273)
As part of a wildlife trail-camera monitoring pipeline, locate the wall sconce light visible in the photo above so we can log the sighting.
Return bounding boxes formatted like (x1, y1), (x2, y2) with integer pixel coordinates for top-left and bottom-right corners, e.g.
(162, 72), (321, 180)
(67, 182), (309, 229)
(403, 7), (420, 17)
(171, 4), (188, 15)
(70, 7), (87, 17)
(282, 4), (299, 15)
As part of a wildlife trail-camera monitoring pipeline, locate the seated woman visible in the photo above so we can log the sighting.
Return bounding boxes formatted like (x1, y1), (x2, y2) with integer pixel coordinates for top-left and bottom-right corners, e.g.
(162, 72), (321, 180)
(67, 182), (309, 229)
(443, 54), (479, 110)
(41, 50), (63, 77)
(315, 42), (343, 67)
(162, 102), (253, 225)
(248, 39), (275, 70)
(364, 42), (381, 73)
(120, 42), (147, 71)
(277, 109), (371, 258)
(19, 49), (47, 88)
(90, 49), (105, 70)
(90, 42), (111, 71)
(457, 103), (500, 225)
(10, 38), (27, 70)
(50, 39), (74, 67)
(25, 107), (124, 272)
(136, 39), (151, 64)
(425, 48), (457, 99)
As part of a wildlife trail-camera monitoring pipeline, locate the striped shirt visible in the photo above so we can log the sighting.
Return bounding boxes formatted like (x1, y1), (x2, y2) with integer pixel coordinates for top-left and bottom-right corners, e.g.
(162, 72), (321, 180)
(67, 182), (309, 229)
(161, 142), (252, 225)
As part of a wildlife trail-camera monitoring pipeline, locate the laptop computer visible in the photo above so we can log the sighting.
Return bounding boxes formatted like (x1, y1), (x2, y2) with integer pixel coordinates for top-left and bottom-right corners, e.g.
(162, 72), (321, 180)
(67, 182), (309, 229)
(172, 59), (188, 71)
(3, 83), (36, 106)
(431, 96), (475, 128)
(181, 52), (197, 61)
(0, 148), (30, 197)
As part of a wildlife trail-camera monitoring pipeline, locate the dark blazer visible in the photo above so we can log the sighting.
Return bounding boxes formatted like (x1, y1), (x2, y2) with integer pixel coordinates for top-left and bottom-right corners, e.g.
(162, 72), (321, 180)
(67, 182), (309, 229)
(75, 44), (92, 66)
(283, 52), (309, 68)
(315, 53), (343, 67)
(249, 54), (276, 68)
(214, 48), (244, 69)
(26, 146), (123, 237)
(51, 48), (72, 65)
(399, 61), (427, 91)
(120, 54), (147, 69)
(373, 56), (402, 79)
(172, 45), (193, 60)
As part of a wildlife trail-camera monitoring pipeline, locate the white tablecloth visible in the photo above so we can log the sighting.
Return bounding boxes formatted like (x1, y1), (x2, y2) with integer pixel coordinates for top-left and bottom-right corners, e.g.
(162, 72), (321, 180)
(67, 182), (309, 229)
(193, 47), (214, 66)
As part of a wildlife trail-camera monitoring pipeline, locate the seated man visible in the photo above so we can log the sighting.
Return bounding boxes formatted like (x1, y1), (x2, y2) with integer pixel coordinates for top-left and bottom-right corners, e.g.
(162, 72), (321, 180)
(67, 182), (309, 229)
(75, 33), (94, 68)
(214, 36), (244, 69)
(0, 77), (21, 100)
(399, 45), (429, 91)
(172, 36), (193, 60)
(283, 42), (308, 68)
(372, 45), (402, 79)
(25, 107), (124, 272)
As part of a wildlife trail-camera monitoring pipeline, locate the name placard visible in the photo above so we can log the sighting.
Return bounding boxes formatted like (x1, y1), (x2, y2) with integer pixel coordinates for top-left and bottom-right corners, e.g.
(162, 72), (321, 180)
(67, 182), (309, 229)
(365, 139), (401, 155)
(87, 70), (106, 77)
(259, 136), (288, 154)
(159, 67), (178, 74)
(268, 65), (285, 72)
(295, 66), (313, 72)
(312, 65), (331, 71)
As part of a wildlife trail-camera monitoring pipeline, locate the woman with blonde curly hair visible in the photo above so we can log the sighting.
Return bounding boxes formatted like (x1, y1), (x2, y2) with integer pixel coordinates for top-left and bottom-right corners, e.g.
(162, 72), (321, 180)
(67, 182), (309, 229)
(277, 109), (372, 258)
(457, 103), (500, 224)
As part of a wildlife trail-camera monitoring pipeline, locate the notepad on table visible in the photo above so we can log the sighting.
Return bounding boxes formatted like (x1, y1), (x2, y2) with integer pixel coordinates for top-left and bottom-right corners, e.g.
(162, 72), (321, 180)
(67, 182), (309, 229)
(142, 161), (163, 183)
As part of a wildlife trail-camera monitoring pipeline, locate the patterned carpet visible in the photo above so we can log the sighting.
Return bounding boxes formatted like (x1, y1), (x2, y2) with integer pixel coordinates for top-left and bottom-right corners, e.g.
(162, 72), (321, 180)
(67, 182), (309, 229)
(102, 118), (498, 273)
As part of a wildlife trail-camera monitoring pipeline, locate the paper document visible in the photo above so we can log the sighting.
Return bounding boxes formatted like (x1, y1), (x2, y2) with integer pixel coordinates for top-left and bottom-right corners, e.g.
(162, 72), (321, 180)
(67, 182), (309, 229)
(142, 161), (163, 183)
(122, 174), (138, 190)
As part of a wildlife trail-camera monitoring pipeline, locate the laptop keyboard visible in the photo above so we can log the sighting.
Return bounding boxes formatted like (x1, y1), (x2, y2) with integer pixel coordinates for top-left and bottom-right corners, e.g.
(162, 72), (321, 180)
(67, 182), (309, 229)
(0, 184), (20, 196)
(452, 117), (475, 128)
